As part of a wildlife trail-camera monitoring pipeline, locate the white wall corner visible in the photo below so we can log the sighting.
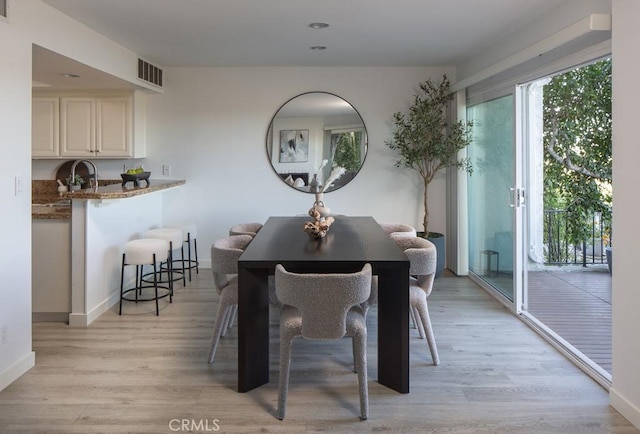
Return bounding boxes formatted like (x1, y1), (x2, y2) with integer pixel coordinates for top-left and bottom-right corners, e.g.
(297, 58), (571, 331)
(610, 388), (640, 430)
(0, 351), (34, 392)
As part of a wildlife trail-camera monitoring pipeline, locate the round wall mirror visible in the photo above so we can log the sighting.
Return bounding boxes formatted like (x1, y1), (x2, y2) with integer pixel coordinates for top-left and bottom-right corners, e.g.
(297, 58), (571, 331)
(266, 92), (368, 193)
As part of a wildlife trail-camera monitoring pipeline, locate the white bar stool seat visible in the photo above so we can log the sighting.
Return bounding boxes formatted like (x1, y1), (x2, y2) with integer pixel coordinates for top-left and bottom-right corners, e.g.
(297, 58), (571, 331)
(169, 223), (199, 281)
(144, 228), (186, 288)
(119, 238), (172, 316)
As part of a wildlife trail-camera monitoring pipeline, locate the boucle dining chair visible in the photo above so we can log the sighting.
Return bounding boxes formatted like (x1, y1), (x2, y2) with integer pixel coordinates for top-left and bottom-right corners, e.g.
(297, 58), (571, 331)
(229, 222), (263, 238)
(274, 263), (372, 421)
(359, 236), (439, 365)
(379, 222), (417, 239)
(396, 236), (439, 365)
(207, 234), (253, 364)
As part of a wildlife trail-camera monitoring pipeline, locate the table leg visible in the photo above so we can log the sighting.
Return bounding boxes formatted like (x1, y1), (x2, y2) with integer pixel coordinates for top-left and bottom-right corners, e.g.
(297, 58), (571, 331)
(376, 265), (410, 393)
(238, 267), (270, 392)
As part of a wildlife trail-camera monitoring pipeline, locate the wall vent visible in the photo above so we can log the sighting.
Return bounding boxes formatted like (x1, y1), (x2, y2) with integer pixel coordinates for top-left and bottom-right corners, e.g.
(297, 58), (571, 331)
(137, 58), (163, 87)
(0, 0), (9, 21)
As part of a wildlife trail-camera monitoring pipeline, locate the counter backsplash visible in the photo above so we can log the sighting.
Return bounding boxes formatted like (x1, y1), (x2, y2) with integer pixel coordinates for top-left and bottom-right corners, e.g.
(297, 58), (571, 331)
(32, 179), (121, 196)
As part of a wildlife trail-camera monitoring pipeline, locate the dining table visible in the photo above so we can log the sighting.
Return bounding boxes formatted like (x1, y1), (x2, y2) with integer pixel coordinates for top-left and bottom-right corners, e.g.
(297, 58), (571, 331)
(237, 216), (410, 393)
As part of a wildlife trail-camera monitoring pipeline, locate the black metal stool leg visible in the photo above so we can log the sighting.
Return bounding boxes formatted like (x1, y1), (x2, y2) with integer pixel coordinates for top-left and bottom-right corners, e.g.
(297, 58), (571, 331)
(153, 254), (159, 316)
(194, 238), (199, 274)
(186, 235), (192, 281)
(119, 253), (126, 315)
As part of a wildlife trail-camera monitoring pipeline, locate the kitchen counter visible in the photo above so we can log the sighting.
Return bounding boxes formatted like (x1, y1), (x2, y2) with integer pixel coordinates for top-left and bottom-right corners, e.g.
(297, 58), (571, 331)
(60, 179), (186, 200)
(31, 178), (186, 326)
(32, 179), (185, 219)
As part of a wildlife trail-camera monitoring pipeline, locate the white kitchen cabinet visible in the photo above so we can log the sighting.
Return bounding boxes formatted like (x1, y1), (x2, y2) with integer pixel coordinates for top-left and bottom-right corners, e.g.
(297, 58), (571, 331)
(32, 218), (72, 321)
(32, 97), (60, 158)
(96, 97), (132, 157)
(61, 96), (132, 158)
(32, 92), (141, 159)
(60, 97), (96, 157)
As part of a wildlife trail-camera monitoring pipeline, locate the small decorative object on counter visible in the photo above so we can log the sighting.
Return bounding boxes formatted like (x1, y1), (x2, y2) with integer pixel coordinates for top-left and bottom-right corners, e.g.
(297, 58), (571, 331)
(56, 179), (68, 194)
(121, 169), (151, 188)
(66, 174), (84, 191)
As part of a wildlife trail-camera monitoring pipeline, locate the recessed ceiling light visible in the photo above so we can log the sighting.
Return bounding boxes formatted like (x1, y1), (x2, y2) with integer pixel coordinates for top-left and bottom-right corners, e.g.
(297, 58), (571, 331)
(61, 73), (80, 78)
(309, 22), (329, 29)
(310, 46), (327, 51)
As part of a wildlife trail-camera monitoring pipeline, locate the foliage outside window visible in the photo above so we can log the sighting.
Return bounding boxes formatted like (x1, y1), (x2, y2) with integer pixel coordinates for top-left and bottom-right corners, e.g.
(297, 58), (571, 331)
(331, 131), (362, 172)
(543, 58), (612, 250)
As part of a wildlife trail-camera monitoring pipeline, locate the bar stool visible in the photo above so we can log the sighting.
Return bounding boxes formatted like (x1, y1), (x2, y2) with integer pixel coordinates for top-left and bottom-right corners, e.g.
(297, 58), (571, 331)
(119, 238), (172, 316)
(144, 228), (186, 289)
(169, 224), (199, 282)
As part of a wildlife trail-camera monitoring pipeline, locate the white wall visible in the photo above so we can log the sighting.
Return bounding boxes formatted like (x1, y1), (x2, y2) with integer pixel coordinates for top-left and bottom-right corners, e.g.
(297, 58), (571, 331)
(0, 0), (152, 391)
(143, 66), (451, 267)
(0, 4), (35, 391)
(610, 0), (640, 428)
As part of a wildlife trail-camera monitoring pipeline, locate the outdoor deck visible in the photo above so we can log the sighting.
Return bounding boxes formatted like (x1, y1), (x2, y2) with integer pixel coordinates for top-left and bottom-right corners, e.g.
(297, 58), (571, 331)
(527, 266), (612, 373)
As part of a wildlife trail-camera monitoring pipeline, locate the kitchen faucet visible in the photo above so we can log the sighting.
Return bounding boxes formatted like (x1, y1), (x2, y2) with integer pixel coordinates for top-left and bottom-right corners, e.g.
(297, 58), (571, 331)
(70, 159), (99, 192)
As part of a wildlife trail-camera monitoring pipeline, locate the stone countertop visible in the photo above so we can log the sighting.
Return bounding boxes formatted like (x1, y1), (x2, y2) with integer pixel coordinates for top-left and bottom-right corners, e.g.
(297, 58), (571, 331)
(32, 179), (185, 220)
(59, 179), (185, 200)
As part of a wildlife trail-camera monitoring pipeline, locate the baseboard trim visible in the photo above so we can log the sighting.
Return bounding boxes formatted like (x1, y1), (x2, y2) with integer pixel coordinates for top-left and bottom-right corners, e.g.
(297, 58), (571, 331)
(610, 388), (640, 430)
(69, 291), (120, 327)
(0, 351), (35, 392)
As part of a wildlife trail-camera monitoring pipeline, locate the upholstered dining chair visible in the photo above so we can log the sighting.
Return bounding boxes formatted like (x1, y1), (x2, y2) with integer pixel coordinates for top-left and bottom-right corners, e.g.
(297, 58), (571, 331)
(207, 234), (253, 364)
(379, 222), (417, 239)
(229, 222), (263, 238)
(274, 263), (372, 421)
(360, 236), (439, 366)
(397, 236), (439, 365)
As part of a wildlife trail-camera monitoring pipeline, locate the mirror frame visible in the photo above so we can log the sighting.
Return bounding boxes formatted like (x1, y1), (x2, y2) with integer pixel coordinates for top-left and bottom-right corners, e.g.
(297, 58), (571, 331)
(266, 92), (368, 193)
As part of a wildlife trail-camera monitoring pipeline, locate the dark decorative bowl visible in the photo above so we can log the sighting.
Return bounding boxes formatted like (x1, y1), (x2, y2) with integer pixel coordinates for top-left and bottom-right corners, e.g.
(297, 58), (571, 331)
(121, 172), (151, 187)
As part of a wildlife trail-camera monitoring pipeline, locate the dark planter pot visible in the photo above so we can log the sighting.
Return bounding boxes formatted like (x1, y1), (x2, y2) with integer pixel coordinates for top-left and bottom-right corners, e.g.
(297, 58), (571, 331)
(418, 231), (445, 278)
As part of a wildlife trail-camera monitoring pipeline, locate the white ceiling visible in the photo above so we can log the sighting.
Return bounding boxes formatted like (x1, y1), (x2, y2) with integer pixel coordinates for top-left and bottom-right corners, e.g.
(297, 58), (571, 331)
(40, 0), (567, 67)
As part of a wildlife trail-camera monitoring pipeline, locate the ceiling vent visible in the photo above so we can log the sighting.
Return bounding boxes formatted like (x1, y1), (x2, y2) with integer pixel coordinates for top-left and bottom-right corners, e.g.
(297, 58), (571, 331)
(137, 58), (163, 88)
(0, 0), (9, 21)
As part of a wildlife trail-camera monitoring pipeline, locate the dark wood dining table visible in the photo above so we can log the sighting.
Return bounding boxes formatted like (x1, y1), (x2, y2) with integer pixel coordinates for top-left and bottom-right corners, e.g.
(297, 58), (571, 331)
(237, 216), (410, 393)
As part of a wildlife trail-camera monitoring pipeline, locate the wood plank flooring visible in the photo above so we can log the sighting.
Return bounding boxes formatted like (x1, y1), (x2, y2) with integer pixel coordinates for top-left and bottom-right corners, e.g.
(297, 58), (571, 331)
(527, 267), (612, 373)
(0, 270), (636, 433)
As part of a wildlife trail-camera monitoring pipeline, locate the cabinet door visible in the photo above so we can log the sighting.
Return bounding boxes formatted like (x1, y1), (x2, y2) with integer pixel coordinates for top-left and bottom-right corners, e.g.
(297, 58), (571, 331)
(60, 97), (95, 157)
(96, 97), (132, 157)
(32, 97), (60, 158)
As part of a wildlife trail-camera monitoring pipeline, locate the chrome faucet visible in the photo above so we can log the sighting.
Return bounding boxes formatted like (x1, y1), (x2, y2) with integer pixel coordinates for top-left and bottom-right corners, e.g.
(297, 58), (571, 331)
(70, 159), (99, 192)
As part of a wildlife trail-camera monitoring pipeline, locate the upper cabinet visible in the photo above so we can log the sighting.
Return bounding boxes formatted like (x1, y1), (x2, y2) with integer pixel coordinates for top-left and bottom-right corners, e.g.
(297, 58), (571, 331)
(32, 91), (145, 159)
(32, 97), (60, 158)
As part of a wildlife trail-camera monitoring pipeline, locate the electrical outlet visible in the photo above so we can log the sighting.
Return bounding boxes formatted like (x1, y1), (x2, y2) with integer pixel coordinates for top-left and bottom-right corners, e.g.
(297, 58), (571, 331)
(1, 325), (7, 345)
(162, 164), (171, 176)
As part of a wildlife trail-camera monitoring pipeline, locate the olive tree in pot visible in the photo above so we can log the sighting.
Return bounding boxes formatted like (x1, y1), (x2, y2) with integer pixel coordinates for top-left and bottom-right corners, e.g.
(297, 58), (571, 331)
(386, 74), (473, 276)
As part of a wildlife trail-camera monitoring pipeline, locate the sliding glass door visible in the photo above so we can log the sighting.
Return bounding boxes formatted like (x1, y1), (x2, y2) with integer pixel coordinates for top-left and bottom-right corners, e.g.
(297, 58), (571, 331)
(467, 95), (522, 304)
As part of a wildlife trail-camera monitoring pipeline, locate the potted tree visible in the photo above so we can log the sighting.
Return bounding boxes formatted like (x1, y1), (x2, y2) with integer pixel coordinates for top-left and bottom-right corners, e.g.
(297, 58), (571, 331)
(386, 74), (473, 276)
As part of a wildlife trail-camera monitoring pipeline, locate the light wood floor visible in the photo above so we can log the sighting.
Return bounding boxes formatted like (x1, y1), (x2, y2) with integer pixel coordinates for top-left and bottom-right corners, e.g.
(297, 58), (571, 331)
(1, 270), (637, 433)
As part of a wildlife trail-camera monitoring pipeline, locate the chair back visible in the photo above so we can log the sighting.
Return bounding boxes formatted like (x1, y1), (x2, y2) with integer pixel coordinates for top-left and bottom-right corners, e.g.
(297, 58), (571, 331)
(380, 223), (417, 238)
(393, 236), (437, 295)
(211, 235), (252, 291)
(229, 222), (263, 237)
(275, 263), (372, 340)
